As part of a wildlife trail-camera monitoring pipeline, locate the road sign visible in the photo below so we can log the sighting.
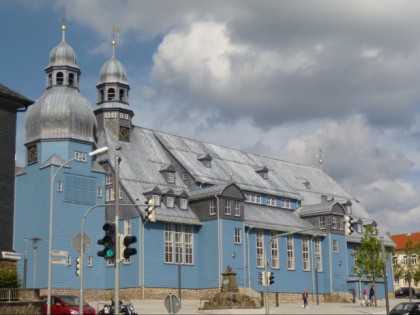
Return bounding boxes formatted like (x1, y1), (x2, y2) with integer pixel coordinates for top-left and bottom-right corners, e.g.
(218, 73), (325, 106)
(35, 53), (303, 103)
(51, 257), (68, 265)
(72, 233), (91, 254)
(164, 294), (181, 314)
(52, 250), (68, 257)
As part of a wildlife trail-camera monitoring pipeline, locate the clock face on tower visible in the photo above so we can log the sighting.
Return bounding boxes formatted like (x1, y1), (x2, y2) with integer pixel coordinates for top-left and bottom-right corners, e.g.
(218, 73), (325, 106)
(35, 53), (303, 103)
(119, 126), (130, 142)
(27, 145), (38, 164)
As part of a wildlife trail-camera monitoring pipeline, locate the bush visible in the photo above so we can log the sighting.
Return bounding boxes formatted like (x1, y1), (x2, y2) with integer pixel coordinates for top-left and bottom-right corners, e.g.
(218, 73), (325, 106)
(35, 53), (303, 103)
(0, 269), (20, 288)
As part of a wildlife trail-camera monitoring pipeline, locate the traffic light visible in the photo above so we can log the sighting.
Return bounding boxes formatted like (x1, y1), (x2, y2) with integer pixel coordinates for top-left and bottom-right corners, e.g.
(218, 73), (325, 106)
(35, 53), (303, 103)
(121, 235), (137, 259)
(269, 272), (274, 285)
(145, 198), (156, 222)
(344, 215), (355, 235)
(97, 222), (116, 260)
(75, 257), (80, 276)
(258, 271), (268, 286)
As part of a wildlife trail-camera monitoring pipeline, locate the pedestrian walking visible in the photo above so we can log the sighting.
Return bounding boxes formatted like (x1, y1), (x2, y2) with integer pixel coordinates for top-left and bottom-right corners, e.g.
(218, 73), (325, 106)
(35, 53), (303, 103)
(302, 288), (309, 309)
(369, 286), (375, 306)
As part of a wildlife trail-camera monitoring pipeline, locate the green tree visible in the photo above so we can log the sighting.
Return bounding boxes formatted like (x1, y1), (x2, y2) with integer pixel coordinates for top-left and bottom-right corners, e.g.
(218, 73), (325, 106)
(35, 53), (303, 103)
(0, 269), (20, 288)
(353, 224), (383, 306)
(394, 237), (420, 299)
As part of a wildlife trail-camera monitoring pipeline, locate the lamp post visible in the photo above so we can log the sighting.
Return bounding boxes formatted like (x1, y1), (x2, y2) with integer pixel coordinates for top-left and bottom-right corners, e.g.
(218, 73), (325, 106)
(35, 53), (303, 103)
(381, 237), (389, 315)
(47, 146), (108, 315)
(29, 237), (42, 288)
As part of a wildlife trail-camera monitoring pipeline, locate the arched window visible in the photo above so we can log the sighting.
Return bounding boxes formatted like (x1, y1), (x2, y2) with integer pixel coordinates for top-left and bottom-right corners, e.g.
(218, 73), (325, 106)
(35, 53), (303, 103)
(48, 74), (52, 86)
(68, 73), (74, 86)
(56, 72), (64, 85)
(99, 90), (104, 102)
(119, 89), (124, 101)
(107, 88), (115, 100)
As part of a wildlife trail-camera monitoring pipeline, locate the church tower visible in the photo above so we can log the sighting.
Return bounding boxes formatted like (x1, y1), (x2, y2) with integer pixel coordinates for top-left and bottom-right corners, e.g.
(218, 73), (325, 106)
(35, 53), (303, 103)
(94, 30), (134, 142)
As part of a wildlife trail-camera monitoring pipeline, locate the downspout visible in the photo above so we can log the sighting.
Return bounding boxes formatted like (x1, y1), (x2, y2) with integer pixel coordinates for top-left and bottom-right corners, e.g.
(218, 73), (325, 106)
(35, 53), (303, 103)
(310, 235), (316, 300)
(215, 194), (222, 291)
(246, 225), (255, 288)
(329, 233), (333, 292)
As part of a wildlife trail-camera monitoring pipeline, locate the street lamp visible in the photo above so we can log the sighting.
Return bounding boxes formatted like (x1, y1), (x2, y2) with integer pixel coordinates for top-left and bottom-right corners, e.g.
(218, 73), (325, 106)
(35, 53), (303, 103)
(47, 146), (108, 315)
(29, 237), (42, 288)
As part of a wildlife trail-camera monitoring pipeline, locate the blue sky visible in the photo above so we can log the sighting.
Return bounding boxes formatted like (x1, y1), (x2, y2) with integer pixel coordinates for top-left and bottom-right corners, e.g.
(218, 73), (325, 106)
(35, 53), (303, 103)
(2, 0), (420, 235)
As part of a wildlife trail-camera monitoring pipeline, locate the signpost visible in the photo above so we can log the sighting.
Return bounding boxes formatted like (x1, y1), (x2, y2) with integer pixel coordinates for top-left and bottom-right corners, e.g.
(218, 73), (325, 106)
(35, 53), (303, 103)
(164, 294), (181, 315)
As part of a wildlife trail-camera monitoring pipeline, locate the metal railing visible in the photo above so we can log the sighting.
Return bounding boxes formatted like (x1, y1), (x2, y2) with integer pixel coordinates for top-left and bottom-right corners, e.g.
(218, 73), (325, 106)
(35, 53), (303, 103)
(0, 289), (39, 301)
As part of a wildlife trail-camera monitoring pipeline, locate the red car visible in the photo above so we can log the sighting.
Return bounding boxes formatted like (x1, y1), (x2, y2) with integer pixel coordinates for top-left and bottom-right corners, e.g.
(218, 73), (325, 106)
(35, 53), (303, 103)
(41, 295), (96, 315)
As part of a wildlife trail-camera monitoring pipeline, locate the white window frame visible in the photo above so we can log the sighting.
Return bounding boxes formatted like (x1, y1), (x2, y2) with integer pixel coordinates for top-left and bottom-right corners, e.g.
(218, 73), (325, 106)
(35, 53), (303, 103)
(57, 181), (63, 192)
(224, 200), (231, 215)
(180, 198), (188, 210)
(302, 236), (310, 271)
(234, 201), (240, 216)
(87, 257), (93, 267)
(167, 173), (175, 183)
(152, 195), (161, 206)
(106, 174), (112, 185)
(319, 216), (325, 229)
(281, 199), (291, 209)
(182, 172), (188, 181)
(271, 232), (279, 269)
(266, 196), (276, 206)
(287, 235), (295, 270)
(97, 187), (102, 197)
(315, 238), (322, 272)
(164, 223), (193, 265)
(256, 230), (264, 268)
(234, 228), (241, 244)
(333, 239), (338, 252)
(167, 196), (175, 208)
(210, 200), (216, 216)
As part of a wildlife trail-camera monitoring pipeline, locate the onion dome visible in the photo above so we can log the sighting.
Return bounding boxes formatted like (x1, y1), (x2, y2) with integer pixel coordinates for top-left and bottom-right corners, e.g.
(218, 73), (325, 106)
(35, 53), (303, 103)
(25, 25), (95, 145)
(98, 57), (128, 85)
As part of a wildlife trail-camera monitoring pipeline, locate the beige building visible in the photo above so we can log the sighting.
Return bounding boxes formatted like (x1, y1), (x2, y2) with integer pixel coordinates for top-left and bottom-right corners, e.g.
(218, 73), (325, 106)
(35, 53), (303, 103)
(391, 232), (420, 291)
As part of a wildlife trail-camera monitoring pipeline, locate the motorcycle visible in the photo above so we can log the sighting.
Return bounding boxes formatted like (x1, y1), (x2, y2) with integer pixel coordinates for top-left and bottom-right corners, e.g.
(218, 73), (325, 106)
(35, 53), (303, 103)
(98, 300), (138, 315)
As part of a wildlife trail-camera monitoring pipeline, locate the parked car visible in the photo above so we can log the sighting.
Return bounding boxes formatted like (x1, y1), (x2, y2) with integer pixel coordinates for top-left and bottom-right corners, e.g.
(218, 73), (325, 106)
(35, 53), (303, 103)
(41, 295), (96, 315)
(390, 302), (420, 315)
(395, 287), (416, 298)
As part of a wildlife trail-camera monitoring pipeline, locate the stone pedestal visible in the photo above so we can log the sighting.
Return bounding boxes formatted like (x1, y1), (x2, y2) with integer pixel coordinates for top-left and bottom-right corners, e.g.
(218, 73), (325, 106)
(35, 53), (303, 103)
(221, 266), (239, 292)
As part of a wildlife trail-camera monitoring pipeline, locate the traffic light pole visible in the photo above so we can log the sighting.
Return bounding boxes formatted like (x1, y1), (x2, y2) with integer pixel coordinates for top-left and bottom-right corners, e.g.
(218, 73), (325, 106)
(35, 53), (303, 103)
(114, 151), (121, 314)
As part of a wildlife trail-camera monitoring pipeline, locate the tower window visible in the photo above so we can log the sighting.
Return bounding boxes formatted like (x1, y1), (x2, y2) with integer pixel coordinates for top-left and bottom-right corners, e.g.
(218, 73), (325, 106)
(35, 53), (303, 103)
(108, 88), (115, 100)
(56, 72), (64, 85)
(100, 90), (104, 102)
(68, 73), (74, 86)
(48, 74), (52, 86)
(119, 89), (124, 101)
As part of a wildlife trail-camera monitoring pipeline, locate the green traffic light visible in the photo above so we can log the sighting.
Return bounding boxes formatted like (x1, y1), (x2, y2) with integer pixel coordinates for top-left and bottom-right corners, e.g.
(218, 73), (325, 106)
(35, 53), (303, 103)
(105, 248), (115, 258)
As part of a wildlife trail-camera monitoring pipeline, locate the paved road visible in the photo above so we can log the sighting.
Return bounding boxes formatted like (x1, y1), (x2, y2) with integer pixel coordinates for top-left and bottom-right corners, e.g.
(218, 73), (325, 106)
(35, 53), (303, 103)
(91, 297), (414, 314)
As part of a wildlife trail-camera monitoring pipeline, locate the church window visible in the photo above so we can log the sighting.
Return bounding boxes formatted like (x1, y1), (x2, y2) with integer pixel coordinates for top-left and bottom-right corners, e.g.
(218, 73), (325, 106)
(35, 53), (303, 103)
(266, 196), (276, 206)
(256, 230), (264, 268)
(152, 195), (161, 206)
(333, 239), (338, 252)
(68, 73), (74, 86)
(314, 238), (322, 271)
(106, 174), (112, 185)
(287, 235), (295, 270)
(271, 231), (279, 268)
(48, 74), (52, 86)
(302, 236), (310, 271)
(124, 114), (129, 119)
(234, 228), (241, 244)
(120, 113), (124, 119)
(164, 223), (194, 264)
(107, 88), (115, 100)
(281, 199), (291, 209)
(119, 126), (130, 142)
(56, 72), (64, 85)
(100, 90), (104, 102)
(27, 145), (38, 164)
(87, 257), (93, 267)
(105, 112), (111, 118)
(111, 112), (117, 118)
(119, 89), (124, 101)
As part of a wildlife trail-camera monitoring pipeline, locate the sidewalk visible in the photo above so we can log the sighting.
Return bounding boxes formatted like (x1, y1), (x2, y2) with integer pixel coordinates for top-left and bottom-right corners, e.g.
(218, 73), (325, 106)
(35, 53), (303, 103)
(92, 297), (401, 314)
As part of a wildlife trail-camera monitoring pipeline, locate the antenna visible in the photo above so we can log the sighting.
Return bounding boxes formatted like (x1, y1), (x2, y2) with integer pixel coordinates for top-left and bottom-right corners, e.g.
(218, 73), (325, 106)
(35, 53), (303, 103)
(316, 148), (325, 169)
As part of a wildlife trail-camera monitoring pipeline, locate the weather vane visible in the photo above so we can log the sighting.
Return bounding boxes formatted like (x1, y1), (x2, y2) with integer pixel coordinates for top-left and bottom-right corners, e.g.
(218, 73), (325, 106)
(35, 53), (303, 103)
(58, 5), (69, 41)
(109, 24), (121, 58)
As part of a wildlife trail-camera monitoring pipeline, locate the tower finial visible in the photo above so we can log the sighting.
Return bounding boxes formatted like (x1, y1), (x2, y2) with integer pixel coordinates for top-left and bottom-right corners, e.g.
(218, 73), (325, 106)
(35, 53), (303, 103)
(58, 5), (69, 42)
(317, 148), (325, 169)
(111, 24), (120, 58)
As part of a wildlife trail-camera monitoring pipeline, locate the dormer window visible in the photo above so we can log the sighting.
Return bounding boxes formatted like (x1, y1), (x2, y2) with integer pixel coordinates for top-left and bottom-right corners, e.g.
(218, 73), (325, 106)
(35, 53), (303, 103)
(180, 198), (188, 210)
(159, 164), (176, 184)
(198, 153), (212, 168)
(152, 194), (161, 206)
(167, 196), (175, 208)
(255, 166), (268, 179)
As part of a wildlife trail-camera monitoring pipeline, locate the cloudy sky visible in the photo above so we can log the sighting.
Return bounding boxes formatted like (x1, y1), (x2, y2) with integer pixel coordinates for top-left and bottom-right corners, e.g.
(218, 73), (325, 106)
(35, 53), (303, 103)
(2, 0), (420, 235)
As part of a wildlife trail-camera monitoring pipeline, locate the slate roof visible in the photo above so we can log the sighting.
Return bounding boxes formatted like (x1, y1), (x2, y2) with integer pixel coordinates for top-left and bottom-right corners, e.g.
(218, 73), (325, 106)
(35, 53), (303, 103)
(96, 124), (392, 242)
(0, 83), (33, 109)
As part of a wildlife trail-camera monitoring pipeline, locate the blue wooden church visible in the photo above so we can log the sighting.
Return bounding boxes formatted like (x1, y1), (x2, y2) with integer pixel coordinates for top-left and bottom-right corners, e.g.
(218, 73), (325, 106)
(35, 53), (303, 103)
(14, 24), (394, 302)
